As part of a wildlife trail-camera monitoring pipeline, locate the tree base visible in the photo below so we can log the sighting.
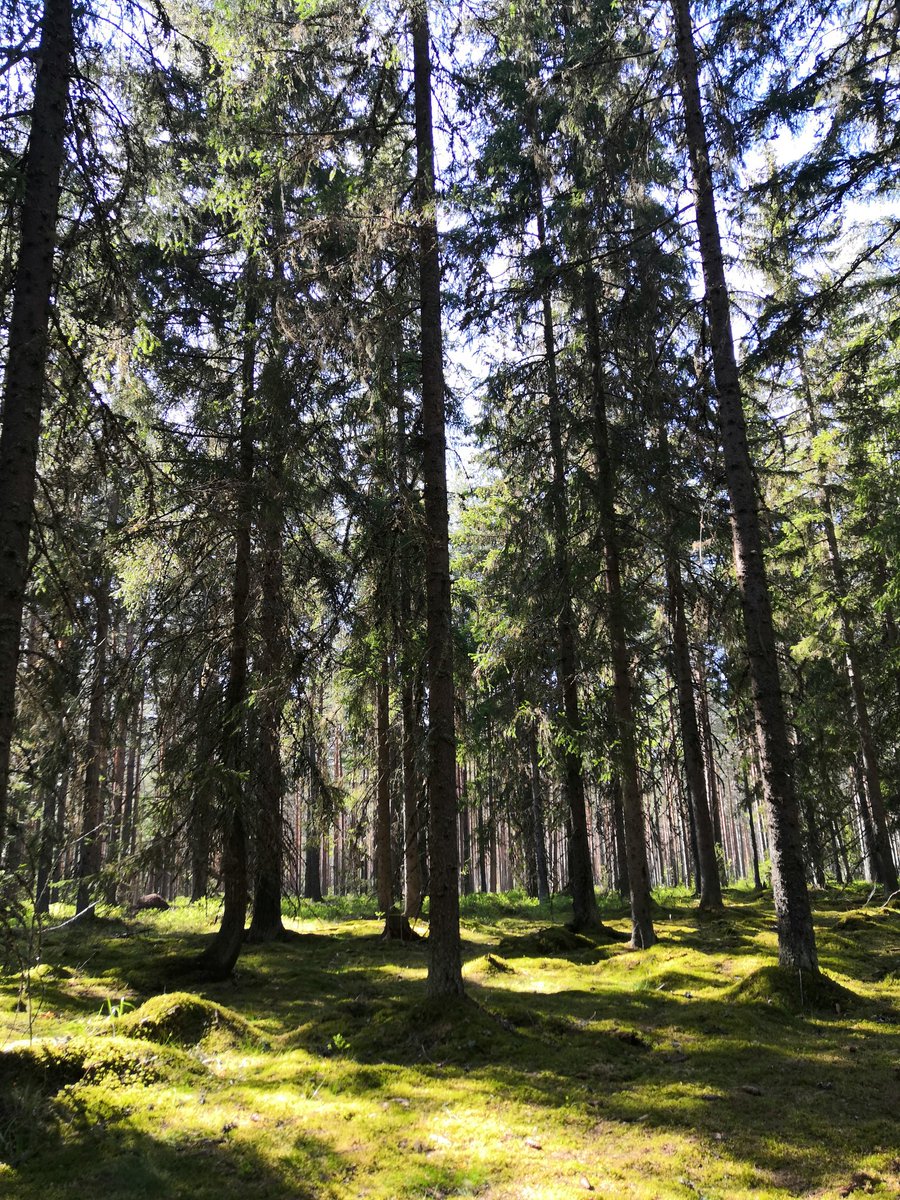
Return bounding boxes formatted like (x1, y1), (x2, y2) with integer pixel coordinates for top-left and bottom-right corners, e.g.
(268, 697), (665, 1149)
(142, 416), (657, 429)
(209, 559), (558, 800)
(382, 911), (423, 941)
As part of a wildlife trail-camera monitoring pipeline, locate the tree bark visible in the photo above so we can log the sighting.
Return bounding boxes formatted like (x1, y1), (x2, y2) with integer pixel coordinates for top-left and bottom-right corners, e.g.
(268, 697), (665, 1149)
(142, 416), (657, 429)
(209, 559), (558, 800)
(532, 179), (606, 933)
(248, 427), (287, 940)
(671, 0), (817, 971)
(75, 514), (114, 916)
(411, 2), (463, 996)
(527, 722), (551, 903)
(666, 556), (722, 908)
(198, 277), (257, 977)
(0, 0), (74, 854)
(582, 271), (656, 947)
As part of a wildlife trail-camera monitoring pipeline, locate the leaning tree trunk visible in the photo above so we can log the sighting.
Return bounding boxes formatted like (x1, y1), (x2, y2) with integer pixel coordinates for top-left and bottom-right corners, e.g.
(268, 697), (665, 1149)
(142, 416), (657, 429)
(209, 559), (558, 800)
(0, 0), (74, 855)
(198, 280), (257, 978)
(671, 0), (817, 971)
(582, 271), (655, 948)
(411, 1), (463, 997)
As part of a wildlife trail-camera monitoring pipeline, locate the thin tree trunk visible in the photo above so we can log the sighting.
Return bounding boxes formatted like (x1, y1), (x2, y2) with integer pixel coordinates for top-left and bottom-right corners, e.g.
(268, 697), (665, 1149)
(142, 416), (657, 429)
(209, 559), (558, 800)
(411, 2), (463, 995)
(75, 526), (113, 916)
(374, 665), (394, 912)
(248, 463), (286, 941)
(0, 0), (74, 852)
(798, 364), (898, 893)
(671, 0), (817, 971)
(531, 180), (606, 934)
(666, 556), (722, 908)
(582, 271), (655, 947)
(198, 277), (257, 977)
(527, 722), (551, 903)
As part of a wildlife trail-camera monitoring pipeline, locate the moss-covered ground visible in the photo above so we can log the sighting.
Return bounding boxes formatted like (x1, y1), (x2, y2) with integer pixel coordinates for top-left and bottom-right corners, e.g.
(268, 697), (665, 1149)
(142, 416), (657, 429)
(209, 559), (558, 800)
(1, 884), (898, 1199)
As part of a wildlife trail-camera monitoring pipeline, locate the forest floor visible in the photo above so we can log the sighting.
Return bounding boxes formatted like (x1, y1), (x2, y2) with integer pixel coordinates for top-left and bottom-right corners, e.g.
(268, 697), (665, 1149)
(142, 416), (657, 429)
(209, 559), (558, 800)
(0, 885), (898, 1200)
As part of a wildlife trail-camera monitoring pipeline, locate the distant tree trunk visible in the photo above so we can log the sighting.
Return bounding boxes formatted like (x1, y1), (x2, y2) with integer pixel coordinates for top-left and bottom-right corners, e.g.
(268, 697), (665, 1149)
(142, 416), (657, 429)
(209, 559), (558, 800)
(198, 278), (257, 978)
(742, 761), (763, 890)
(190, 692), (213, 902)
(527, 722), (551, 903)
(797, 363), (898, 894)
(304, 825), (323, 901)
(411, 1), (463, 996)
(401, 677), (424, 917)
(666, 555), (722, 908)
(582, 270), (655, 948)
(35, 766), (66, 915)
(374, 666), (394, 914)
(0, 0), (74, 854)
(672, 0), (817, 972)
(75, 532), (113, 916)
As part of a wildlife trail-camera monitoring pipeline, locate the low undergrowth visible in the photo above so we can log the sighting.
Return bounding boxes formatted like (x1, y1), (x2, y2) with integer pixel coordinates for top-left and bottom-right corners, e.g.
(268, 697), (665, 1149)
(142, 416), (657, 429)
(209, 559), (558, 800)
(0, 884), (897, 1199)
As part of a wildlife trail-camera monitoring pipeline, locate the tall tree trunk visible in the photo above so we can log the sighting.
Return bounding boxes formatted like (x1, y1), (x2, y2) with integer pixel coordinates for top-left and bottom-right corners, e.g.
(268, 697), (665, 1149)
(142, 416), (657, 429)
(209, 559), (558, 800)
(248, 440), (287, 941)
(671, 0), (817, 971)
(532, 180), (606, 934)
(411, 2), (463, 996)
(0, 0), (74, 853)
(582, 271), (655, 947)
(198, 278), (257, 977)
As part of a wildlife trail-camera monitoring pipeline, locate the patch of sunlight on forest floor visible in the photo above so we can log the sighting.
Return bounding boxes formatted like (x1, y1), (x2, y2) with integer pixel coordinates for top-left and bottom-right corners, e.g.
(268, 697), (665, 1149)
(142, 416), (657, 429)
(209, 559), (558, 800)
(1, 884), (898, 1199)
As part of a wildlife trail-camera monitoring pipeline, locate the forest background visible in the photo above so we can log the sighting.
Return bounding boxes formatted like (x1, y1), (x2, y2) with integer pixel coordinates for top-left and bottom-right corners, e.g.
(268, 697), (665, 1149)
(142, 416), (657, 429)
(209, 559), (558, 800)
(0, 0), (899, 992)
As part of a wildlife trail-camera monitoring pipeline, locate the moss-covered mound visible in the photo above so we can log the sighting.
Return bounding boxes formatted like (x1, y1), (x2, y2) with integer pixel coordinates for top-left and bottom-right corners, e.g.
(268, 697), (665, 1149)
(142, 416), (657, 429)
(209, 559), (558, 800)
(497, 923), (615, 958)
(731, 965), (858, 1013)
(115, 991), (261, 1048)
(0, 1034), (190, 1094)
(833, 907), (898, 932)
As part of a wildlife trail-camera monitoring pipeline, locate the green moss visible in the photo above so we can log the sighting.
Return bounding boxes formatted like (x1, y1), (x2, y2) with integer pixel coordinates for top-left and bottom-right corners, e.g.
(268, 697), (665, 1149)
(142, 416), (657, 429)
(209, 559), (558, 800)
(0, 1034), (194, 1092)
(1, 887), (898, 1199)
(730, 964), (859, 1012)
(115, 991), (263, 1049)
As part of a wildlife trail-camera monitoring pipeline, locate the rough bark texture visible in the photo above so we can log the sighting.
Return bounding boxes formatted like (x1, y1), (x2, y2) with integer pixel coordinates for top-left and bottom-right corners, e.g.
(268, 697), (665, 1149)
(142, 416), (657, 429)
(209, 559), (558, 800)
(412, 2), (463, 996)
(198, 283), (256, 978)
(672, 0), (817, 971)
(0, 0), (74, 852)
(582, 274), (655, 948)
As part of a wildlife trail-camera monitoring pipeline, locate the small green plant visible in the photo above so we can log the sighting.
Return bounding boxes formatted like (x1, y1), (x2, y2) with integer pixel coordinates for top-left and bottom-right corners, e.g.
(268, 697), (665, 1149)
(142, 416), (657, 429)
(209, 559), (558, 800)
(326, 1031), (349, 1054)
(100, 996), (134, 1021)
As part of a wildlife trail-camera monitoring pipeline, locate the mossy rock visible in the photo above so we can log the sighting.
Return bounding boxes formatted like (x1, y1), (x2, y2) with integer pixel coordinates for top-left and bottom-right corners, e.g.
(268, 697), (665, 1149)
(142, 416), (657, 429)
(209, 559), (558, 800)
(0, 1035), (191, 1095)
(115, 991), (261, 1048)
(731, 965), (858, 1013)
